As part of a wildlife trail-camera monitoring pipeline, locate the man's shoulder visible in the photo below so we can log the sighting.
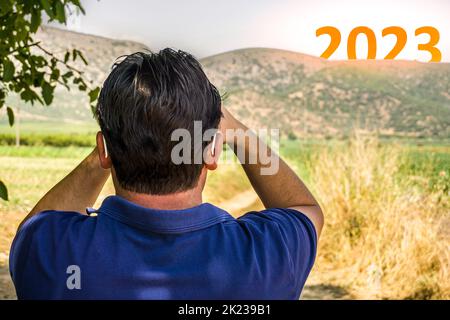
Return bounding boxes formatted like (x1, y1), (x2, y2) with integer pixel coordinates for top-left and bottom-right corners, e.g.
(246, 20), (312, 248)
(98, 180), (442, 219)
(13, 211), (91, 250)
(235, 207), (318, 254)
(232, 207), (317, 248)
(19, 210), (87, 233)
(238, 207), (316, 232)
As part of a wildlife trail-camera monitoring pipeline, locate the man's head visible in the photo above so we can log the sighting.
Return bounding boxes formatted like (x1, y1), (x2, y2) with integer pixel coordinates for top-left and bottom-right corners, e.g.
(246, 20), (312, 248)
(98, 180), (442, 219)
(95, 49), (222, 195)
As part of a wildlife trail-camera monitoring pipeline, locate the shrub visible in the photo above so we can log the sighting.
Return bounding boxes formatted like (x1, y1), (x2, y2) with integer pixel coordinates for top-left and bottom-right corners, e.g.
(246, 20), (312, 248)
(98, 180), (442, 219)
(0, 133), (95, 147)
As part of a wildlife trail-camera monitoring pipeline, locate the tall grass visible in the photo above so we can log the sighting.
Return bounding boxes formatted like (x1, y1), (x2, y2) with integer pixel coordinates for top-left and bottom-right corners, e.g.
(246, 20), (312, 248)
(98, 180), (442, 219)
(310, 133), (449, 299)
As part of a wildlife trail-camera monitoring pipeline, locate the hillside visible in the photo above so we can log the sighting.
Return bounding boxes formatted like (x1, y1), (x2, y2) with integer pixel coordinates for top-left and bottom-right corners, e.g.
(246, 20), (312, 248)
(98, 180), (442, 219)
(2, 28), (450, 138)
(202, 48), (450, 138)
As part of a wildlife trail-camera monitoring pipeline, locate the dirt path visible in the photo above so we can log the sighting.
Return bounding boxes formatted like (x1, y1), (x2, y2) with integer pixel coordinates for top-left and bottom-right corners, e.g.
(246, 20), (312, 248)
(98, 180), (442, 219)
(0, 266), (15, 300)
(218, 189), (259, 216)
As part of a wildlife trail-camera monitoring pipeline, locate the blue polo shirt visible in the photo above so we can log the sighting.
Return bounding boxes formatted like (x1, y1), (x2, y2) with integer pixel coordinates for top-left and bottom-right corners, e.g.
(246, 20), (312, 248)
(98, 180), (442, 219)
(10, 196), (317, 300)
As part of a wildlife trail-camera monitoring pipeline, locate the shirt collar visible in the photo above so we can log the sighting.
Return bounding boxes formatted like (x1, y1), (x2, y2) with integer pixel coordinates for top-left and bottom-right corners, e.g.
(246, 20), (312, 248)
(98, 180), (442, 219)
(95, 195), (235, 234)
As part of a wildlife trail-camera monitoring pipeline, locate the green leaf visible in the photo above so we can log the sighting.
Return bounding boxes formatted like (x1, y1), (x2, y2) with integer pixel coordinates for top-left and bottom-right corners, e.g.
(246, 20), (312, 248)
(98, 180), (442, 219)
(55, 1), (66, 23)
(77, 51), (88, 65)
(20, 88), (43, 105)
(62, 71), (73, 79)
(88, 87), (100, 103)
(64, 52), (70, 63)
(50, 68), (60, 81)
(6, 106), (14, 126)
(72, 49), (78, 61)
(72, 49), (88, 65)
(2, 59), (14, 82)
(71, 0), (85, 14)
(16, 28), (27, 42)
(30, 10), (42, 33)
(40, 0), (53, 18)
(0, 0), (12, 17)
(0, 180), (8, 201)
(42, 82), (54, 105)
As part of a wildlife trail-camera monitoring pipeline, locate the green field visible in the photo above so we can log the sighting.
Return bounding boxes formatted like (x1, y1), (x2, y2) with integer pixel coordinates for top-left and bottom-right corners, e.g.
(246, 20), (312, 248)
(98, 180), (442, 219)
(0, 120), (99, 135)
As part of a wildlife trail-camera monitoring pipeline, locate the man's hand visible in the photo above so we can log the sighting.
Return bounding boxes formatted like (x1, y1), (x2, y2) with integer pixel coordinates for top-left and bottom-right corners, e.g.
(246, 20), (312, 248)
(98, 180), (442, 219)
(18, 147), (110, 230)
(219, 107), (239, 144)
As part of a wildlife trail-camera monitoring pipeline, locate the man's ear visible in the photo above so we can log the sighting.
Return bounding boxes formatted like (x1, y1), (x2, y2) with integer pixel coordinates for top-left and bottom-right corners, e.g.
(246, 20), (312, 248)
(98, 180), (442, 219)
(204, 132), (223, 171)
(96, 131), (112, 169)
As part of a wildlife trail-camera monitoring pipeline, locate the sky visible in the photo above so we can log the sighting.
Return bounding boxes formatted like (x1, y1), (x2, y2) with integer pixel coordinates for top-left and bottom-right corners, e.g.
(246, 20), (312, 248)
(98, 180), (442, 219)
(60, 0), (450, 62)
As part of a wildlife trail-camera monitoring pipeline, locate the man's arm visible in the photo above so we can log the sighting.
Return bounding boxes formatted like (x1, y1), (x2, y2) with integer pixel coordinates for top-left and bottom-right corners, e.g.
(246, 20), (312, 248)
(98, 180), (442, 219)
(18, 147), (110, 230)
(220, 108), (324, 237)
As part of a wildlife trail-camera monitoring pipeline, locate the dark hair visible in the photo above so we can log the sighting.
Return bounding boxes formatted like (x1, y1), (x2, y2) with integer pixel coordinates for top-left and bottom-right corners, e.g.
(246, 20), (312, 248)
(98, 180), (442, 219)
(95, 49), (222, 195)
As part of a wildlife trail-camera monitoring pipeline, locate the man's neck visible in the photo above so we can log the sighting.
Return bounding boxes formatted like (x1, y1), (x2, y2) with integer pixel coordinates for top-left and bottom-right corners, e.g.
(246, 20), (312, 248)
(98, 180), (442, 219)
(111, 168), (207, 211)
(116, 188), (203, 211)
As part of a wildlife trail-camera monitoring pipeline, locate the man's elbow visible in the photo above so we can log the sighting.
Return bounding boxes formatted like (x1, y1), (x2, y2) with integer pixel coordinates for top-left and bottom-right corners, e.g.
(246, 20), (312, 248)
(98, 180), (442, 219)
(289, 203), (324, 237)
(315, 204), (324, 234)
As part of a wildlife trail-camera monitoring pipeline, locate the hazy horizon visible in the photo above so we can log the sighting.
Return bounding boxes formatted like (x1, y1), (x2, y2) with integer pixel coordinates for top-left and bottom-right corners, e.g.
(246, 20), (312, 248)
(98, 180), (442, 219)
(50, 0), (450, 63)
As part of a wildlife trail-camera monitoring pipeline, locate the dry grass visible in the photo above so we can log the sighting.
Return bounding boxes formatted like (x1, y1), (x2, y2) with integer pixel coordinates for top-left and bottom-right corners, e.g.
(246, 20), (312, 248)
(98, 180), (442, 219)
(310, 133), (449, 299)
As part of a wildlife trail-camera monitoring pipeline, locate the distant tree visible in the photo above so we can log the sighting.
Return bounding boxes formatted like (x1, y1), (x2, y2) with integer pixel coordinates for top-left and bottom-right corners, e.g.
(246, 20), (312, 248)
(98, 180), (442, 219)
(0, 0), (100, 200)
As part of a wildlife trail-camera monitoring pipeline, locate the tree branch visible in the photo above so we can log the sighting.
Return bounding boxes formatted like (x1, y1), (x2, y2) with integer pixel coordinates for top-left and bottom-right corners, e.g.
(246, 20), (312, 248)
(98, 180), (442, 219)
(35, 43), (84, 75)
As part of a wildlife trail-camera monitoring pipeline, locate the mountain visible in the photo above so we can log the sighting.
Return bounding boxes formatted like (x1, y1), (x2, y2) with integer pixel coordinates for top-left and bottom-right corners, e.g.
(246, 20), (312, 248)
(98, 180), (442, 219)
(3, 27), (450, 138)
(202, 48), (450, 138)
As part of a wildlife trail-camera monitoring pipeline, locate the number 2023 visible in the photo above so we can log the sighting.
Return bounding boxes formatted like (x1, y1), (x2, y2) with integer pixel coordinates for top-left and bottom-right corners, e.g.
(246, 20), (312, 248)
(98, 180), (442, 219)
(316, 26), (441, 62)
